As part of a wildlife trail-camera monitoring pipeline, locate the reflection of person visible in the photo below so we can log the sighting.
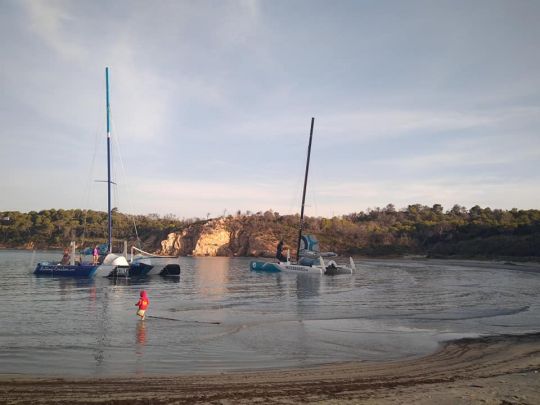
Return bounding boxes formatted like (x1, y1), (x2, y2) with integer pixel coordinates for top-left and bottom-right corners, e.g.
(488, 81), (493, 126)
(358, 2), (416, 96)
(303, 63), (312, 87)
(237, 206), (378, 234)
(136, 290), (149, 320)
(61, 249), (70, 265)
(276, 240), (288, 262)
(136, 321), (147, 345)
(92, 245), (99, 265)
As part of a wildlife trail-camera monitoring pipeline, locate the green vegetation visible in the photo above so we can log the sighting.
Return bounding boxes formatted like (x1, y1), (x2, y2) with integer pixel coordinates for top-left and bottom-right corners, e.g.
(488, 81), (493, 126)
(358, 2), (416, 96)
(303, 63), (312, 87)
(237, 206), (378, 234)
(226, 204), (540, 260)
(2, 204), (539, 260)
(0, 209), (186, 252)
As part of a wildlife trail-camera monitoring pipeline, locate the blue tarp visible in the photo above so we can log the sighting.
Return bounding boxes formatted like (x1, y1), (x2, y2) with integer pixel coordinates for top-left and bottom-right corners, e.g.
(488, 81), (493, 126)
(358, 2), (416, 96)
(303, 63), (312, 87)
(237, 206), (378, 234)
(300, 234), (320, 252)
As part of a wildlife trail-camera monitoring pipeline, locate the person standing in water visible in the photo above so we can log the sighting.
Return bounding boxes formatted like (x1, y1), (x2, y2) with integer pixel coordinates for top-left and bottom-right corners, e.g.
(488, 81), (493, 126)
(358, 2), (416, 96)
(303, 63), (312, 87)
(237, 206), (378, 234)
(135, 290), (149, 320)
(276, 239), (288, 262)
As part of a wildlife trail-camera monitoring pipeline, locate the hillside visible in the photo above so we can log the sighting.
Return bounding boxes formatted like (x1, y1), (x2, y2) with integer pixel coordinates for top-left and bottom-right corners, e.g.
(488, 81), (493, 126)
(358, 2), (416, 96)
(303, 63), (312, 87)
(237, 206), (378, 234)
(2, 205), (540, 260)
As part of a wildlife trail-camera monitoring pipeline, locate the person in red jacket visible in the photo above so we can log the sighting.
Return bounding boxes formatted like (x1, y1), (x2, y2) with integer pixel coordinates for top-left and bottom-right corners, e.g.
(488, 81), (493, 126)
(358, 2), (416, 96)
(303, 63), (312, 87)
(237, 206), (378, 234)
(135, 290), (149, 320)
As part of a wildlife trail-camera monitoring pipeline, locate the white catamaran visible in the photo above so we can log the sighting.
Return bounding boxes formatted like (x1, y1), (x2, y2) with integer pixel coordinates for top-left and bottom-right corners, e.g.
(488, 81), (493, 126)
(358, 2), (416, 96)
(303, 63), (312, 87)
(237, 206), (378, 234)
(250, 118), (356, 276)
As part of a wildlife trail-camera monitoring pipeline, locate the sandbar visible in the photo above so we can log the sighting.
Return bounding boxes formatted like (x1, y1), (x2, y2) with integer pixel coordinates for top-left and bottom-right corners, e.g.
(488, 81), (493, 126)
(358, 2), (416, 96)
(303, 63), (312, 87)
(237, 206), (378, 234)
(1, 333), (539, 404)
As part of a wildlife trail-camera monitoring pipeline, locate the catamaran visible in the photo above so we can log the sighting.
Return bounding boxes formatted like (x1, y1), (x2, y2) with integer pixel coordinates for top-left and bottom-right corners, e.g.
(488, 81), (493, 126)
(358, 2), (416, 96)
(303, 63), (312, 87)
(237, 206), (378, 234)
(250, 118), (356, 276)
(34, 68), (179, 277)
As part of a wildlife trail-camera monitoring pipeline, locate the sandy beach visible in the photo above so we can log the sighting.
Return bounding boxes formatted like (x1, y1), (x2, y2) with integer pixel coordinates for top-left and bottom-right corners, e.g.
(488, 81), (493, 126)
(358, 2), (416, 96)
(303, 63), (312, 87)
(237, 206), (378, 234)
(1, 332), (539, 404)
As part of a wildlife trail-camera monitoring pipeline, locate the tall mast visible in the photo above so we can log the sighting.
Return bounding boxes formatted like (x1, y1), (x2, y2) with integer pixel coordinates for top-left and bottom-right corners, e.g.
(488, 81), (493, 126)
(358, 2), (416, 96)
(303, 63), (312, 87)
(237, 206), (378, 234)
(296, 117), (315, 261)
(105, 67), (112, 253)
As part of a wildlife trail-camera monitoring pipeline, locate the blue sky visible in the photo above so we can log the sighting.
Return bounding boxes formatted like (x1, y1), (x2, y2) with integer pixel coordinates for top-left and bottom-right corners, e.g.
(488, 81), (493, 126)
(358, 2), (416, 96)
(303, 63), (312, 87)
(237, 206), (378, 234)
(1, 0), (539, 219)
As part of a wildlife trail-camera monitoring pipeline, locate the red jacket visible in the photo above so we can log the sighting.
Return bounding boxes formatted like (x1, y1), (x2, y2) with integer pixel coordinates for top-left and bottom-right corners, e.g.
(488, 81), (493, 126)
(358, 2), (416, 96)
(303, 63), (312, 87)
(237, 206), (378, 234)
(136, 291), (149, 310)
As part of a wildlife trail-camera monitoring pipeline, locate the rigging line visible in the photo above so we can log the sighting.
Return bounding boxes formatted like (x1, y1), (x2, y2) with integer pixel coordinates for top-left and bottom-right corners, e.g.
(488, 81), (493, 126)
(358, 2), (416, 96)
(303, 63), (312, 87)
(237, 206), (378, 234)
(287, 168), (303, 215)
(109, 119), (122, 249)
(110, 113), (141, 247)
(308, 153), (319, 219)
(81, 121), (102, 248)
(287, 139), (307, 216)
(112, 164), (120, 247)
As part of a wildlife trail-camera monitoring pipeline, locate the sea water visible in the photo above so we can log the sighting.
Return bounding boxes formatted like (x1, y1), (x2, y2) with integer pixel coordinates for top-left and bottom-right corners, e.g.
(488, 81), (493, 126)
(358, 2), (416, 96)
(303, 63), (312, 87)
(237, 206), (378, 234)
(0, 249), (539, 376)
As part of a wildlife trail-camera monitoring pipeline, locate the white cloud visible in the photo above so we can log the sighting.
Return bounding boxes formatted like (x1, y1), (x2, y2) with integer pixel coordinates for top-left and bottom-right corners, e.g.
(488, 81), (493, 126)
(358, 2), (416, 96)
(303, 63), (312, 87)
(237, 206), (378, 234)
(222, 108), (500, 145)
(21, 0), (86, 62)
(122, 178), (296, 217)
(306, 177), (540, 216)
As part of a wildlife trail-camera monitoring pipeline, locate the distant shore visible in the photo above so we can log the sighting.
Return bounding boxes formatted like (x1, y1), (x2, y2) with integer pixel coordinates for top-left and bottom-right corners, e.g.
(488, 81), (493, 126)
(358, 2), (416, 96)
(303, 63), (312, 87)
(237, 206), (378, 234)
(2, 246), (539, 264)
(1, 332), (539, 404)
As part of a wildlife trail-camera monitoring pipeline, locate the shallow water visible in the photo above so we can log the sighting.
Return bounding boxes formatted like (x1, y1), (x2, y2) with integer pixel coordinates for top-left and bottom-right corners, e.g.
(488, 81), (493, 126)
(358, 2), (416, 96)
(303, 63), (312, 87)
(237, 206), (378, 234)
(1, 250), (539, 376)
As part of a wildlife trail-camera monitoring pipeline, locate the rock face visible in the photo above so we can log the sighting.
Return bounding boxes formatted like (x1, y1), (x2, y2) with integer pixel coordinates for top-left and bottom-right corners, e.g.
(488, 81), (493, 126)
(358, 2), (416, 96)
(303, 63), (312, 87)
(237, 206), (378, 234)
(158, 217), (279, 257)
(192, 219), (230, 256)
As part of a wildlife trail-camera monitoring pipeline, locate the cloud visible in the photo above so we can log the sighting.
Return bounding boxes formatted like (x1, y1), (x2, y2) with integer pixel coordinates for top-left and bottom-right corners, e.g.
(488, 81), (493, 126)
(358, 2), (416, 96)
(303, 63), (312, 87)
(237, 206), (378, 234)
(306, 176), (540, 216)
(3, 1), (540, 220)
(106, 62), (174, 143)
(21, 0), (86, 62)
(122, 178), (297, 217)
(223, 108), (499, 144)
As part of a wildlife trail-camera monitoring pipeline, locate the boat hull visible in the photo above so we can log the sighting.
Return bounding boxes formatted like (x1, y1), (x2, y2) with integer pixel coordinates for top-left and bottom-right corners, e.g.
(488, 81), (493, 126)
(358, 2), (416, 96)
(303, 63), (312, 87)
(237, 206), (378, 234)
(250, 260), (354, 275)
(34, 263), (100, 277)
(34, 263), (120, 277)
(250, 260), (324, 274)
(130, 257), (181, 276)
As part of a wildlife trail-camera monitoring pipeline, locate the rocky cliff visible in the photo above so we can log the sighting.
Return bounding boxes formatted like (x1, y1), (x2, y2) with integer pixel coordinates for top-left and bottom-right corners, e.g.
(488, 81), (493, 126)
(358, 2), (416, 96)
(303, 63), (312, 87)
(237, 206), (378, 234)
(159, 217), (283, 257)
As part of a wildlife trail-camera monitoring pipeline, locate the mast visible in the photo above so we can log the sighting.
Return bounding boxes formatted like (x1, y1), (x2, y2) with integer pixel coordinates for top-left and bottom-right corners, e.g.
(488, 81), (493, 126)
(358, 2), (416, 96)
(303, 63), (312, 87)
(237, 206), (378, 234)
(105, 67), (112, 253)
(296, 117), (315, 262)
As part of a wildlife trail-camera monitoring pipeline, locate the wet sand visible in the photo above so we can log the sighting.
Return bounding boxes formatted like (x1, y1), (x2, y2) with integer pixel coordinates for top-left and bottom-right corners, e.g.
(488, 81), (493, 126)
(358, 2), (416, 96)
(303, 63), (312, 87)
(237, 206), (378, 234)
(1, 333), (539, 404)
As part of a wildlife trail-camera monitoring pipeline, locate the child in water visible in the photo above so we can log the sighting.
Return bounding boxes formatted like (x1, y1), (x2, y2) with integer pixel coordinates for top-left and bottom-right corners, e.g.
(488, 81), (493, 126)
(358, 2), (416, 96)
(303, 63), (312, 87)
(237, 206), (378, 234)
(135, 290), (149, 320)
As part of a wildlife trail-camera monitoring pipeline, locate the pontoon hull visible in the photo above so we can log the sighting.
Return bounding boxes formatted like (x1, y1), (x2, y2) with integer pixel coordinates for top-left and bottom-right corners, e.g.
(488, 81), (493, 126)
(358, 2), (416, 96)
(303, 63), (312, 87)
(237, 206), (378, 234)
(34, 263), (121, 277)
(34, 263), (100, 277)
(250, 260), (324, 274)
(250, 260), (354, 275)
(129, 256), (181, 276)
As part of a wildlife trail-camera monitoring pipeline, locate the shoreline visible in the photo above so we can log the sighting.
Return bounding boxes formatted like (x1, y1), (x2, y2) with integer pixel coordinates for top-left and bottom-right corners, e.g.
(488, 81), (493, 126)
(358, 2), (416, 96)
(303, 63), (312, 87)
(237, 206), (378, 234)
(2, 332), (539, 404)
(3, 246), (540, 264)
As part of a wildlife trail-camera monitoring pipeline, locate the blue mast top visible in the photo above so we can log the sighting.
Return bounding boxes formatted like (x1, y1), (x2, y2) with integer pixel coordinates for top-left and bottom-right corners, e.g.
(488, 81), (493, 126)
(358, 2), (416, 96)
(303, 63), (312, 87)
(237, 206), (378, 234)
(105, 67), (112, 253)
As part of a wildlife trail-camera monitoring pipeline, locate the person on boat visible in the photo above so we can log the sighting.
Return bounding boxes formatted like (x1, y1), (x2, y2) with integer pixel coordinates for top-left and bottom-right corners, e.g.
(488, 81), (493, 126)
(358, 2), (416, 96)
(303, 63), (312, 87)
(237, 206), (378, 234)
(92, 245), (99, 265)
(276, 240), (288, 262)
(135, 290), (149, 320)
(60, 249), (70, 265)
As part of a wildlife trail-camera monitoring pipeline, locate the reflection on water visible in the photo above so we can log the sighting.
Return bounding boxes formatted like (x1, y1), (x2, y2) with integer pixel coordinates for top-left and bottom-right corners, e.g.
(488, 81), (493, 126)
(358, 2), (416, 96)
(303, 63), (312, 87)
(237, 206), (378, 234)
(1, 250), (539, 376)
(296, 274), (320, 298)
(194, 257), (229, 299)
(136, 321), (147, 345)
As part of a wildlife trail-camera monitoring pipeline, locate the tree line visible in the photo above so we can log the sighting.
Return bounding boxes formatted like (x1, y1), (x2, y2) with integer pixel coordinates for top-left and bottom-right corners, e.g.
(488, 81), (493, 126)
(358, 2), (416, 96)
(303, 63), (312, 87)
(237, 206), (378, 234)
(0, 209), (186, 252)
(1, 204), (539, 259)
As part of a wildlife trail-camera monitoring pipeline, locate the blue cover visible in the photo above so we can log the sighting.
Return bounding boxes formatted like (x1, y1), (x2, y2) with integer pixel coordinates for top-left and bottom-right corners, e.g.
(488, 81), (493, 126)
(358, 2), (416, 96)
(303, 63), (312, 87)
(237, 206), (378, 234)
(300, 234), (320, 252)
(81, 243), (109, 256)
(250, 261), (281, 272)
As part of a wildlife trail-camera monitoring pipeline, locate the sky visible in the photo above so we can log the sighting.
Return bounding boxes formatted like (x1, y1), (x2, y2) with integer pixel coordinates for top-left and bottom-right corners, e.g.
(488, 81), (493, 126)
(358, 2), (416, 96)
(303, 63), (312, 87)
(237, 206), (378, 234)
(1, 0), (539, 219)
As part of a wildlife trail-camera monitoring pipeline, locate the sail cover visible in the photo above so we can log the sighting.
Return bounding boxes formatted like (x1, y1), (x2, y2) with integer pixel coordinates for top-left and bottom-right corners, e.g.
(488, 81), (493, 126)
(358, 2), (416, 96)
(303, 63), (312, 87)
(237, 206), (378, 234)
(300, 234), (320, 253)
(299, 234), (337, 266)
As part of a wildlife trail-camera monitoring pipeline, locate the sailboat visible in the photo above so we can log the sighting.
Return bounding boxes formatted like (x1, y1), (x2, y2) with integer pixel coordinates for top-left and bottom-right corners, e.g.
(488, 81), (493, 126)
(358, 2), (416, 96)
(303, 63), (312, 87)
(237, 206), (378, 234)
(250, 118), (356, 276)
(34, 68), (131, 277)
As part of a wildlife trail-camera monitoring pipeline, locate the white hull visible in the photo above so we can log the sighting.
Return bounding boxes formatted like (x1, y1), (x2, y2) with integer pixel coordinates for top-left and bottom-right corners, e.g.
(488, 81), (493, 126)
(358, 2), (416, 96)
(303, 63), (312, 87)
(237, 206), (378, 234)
(251, 258), (355, 275)
(94, 264), (123, 277)
(278, 262), (324, 274)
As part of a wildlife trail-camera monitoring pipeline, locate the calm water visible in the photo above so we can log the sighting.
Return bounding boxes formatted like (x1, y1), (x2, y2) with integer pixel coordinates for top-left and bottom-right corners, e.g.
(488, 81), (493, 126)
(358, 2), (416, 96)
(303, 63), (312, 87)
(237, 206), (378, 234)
(1, 250), (539, 376)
